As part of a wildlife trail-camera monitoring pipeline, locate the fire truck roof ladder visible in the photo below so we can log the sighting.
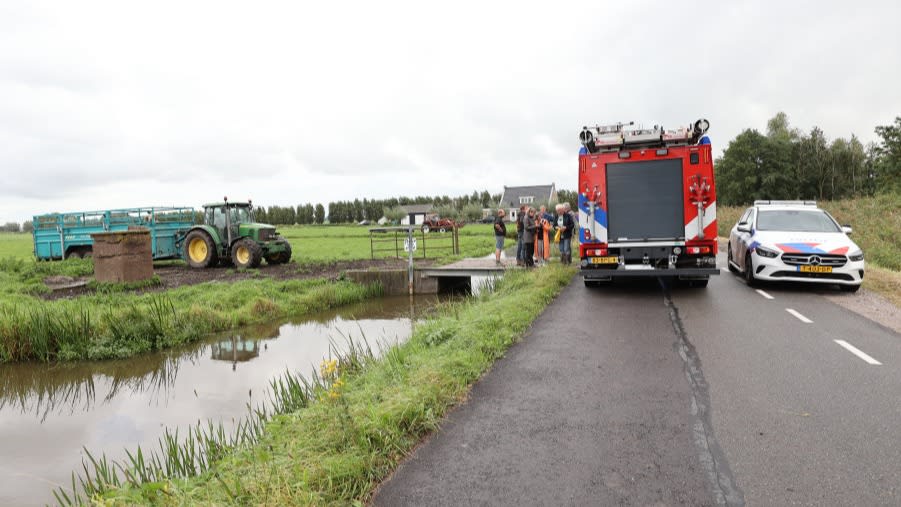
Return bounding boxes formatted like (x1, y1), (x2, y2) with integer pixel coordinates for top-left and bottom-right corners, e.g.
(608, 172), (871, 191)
(580, 119), (710, 153)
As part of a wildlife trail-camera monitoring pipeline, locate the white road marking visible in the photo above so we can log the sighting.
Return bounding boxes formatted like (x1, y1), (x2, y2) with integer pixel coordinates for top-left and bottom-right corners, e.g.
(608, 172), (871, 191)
(834, 340), (882, 365)
(786, 308), (813, 323)
(755, 289), (774, 300)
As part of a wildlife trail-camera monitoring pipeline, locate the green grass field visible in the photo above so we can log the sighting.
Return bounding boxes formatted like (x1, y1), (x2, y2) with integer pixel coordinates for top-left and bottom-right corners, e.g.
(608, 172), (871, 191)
(0, 232), (32, 259)
(280, 223), (496, 263)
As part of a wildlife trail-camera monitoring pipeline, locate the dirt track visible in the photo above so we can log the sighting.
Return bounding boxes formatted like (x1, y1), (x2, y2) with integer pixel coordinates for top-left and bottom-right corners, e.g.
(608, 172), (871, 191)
(44, 258), (412, 300)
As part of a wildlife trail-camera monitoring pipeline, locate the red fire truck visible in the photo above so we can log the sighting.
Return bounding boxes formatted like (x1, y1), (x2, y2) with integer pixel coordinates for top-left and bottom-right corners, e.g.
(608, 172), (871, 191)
(577, 119), (719, 288)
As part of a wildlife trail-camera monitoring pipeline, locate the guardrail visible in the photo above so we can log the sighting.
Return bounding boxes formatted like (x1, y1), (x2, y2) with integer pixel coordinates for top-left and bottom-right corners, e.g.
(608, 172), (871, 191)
(368, 226), (459, 259)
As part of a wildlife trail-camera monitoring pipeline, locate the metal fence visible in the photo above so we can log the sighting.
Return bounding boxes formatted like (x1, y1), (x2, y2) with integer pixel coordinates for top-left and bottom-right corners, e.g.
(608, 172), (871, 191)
(369, 226), (459, 259)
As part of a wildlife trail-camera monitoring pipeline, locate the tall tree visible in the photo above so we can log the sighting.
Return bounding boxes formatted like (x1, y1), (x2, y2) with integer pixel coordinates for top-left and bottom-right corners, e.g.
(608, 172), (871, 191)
(480, 190), (493, 207)
(556, 189), (578, 208)
(314, 204), (325, 224)
(873, 116), (901, 192)
(715, 129), (769, 205)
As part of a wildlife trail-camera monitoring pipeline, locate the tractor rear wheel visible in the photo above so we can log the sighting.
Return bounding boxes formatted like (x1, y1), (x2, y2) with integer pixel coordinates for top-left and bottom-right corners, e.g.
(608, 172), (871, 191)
(266, 242), (292, 265)
(232, 238), (263, 269)
(185, 230), (218, 268)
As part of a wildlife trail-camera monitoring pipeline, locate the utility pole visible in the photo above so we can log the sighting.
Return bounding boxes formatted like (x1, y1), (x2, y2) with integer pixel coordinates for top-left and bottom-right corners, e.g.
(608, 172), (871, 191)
(407, 225), (415, 296)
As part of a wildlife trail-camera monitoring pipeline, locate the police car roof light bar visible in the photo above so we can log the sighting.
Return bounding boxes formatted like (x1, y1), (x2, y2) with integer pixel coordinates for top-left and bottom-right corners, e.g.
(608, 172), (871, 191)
(753, 200), (818, 206)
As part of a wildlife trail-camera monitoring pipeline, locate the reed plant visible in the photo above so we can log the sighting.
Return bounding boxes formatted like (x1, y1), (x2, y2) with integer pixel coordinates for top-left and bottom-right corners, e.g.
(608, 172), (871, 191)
(54, 338), (376, 506)
(0, 279), (382, 363)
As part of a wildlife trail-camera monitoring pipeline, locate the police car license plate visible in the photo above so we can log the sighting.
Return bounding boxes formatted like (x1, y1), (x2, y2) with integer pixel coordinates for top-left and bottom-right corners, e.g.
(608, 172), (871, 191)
(799, 265), (832, 273)
(590, 256), (618, 264)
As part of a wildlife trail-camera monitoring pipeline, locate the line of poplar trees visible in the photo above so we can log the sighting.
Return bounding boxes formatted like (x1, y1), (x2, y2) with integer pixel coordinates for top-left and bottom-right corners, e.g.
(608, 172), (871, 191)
(255, 190), (501, 225)
(715, 113), (901, 205)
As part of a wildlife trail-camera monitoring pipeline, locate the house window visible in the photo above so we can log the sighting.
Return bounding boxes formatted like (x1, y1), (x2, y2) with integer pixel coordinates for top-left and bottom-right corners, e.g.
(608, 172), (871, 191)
(519, 196), (534, 204)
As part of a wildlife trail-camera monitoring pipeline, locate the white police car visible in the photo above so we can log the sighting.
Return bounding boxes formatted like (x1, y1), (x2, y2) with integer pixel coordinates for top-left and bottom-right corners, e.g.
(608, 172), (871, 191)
(727, 201), (864, 292)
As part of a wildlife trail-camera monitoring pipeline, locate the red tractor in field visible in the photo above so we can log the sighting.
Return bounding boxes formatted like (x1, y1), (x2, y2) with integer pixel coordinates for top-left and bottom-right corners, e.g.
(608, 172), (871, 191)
(421, 216), (463, 233)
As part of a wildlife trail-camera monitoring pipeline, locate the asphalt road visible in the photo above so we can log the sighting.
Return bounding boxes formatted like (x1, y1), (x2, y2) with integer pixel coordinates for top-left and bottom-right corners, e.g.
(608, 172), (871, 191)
(373, 258), (900, 506)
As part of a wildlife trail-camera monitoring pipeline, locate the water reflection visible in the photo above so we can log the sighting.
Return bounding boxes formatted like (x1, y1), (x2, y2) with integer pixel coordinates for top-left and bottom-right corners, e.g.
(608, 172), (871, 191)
(0, 353), (188, 423)
(0, 295), (441, 506)
(212, 337), (262, 366)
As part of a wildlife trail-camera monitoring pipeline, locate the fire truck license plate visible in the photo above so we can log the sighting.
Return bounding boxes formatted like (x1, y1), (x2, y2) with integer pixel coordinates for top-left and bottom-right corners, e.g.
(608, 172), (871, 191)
(590, 256), (619, 264)
(799, 265), (832, 273)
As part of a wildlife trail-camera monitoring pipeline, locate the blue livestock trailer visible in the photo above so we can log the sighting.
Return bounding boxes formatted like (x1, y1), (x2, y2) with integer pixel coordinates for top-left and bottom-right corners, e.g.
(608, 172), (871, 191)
(32, 207), (195, 260)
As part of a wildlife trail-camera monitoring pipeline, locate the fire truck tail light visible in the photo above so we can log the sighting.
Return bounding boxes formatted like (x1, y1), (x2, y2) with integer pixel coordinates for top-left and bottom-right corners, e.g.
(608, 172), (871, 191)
(591, 248), (607, 256)
(687, 246), (711, 255)
(584, 229), (591, 240)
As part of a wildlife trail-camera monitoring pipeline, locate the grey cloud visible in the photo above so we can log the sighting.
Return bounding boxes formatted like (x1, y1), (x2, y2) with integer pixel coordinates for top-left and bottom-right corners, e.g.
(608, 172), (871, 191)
(1, 1), (900, 223)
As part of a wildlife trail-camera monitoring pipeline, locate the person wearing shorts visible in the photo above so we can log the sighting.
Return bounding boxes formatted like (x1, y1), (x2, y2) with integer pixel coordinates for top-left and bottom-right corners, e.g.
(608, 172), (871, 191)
(493, 209), (507, 265)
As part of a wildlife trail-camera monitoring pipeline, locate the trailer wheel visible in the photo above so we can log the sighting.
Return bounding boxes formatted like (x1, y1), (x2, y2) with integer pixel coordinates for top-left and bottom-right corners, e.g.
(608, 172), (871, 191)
(185, 230), (218, 268)
(232, 238), (262, 269)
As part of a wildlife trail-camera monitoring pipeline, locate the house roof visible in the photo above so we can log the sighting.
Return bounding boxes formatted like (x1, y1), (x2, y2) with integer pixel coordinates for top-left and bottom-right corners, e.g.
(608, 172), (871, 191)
(498, 184), (556, 208)
(400, 204), (433, 214)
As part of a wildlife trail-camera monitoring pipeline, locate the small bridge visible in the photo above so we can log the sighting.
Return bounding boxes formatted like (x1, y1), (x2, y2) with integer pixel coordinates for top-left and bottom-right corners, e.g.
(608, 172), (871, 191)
(418, 257), (513, 278)
(419, 257), (513, 294)
(347, 257), (514, 296)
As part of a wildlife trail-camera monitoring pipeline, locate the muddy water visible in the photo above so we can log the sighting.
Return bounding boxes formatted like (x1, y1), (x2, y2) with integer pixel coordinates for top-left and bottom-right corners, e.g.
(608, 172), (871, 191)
(0, 295), (440, 506)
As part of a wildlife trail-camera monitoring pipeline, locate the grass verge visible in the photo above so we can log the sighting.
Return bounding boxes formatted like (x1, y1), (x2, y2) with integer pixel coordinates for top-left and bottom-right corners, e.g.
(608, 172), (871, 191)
(863, 264), (901, 308)
(60, 264), (576, 505)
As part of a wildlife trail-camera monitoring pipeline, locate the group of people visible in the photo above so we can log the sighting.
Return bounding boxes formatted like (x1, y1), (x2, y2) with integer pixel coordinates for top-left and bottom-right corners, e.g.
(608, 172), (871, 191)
(493, 203), (575, 267)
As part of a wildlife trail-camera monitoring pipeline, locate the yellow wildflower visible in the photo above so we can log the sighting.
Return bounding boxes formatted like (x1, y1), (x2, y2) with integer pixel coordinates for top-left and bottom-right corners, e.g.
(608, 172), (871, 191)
(319, 358), (338, 378)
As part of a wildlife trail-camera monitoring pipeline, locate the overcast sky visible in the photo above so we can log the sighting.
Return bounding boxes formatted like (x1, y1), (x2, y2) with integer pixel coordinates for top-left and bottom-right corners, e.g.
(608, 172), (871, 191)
(2, 1), (899, 223)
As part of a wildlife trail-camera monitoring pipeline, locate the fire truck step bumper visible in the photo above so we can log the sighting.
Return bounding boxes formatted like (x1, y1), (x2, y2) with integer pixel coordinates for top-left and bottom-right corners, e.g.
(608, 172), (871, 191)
(582, 268), (720, 280)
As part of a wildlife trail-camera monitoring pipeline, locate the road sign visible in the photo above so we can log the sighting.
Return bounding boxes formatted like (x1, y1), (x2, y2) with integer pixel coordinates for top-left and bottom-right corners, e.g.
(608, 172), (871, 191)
(403, 237), (418, 252)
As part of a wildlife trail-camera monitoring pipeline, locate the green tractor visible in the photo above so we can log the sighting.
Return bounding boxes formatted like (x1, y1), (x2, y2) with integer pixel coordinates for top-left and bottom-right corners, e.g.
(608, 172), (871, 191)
(182, 198), (292, 269)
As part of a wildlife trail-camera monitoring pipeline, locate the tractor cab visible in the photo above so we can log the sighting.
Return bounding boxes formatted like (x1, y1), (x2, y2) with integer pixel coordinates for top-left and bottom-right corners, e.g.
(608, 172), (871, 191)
(204, 201), (258, 244)
(183, 197), (293, 269)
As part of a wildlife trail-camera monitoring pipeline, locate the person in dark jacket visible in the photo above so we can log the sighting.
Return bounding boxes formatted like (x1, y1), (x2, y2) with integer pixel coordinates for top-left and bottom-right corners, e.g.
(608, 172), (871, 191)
(493, 209), (507, 265)
(515, 205), (526, 266)
(522, 207), (537, 268)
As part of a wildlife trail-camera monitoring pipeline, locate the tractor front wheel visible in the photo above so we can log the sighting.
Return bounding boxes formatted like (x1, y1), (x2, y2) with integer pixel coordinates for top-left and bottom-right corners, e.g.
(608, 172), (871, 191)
(185, 230), (218, 268)
(266, 242), (292, 265)
(232, 238), (263, 269)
